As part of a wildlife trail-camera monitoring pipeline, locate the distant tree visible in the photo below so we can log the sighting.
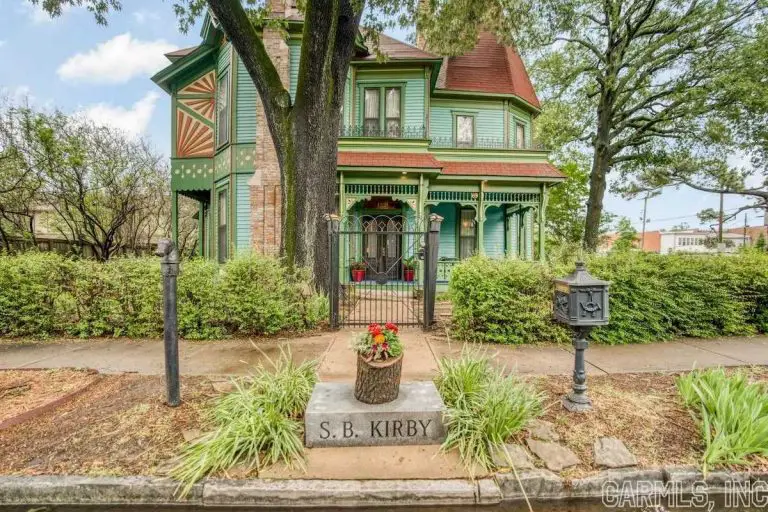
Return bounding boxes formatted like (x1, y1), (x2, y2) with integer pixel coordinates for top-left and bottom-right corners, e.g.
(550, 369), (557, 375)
(618, 21), (768, 225)
(525, 0), (762, 251)
(611, 217), (638, 252)
(671, 223), (691, 231)
(756, 232), (767, 251)
(3, 105), (167, 260)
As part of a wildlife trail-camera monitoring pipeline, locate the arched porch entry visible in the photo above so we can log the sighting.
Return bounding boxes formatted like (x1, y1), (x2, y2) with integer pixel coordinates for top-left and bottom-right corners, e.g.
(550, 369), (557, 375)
(327, 197), (441, 328)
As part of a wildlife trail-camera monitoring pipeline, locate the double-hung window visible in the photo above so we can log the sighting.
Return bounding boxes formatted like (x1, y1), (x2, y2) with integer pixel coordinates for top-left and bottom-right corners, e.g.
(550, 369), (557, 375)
(456, 115), (474, 148)
(459, 208), (477, 259)
(362, 86), (402, 136)
(217, 188), (228, 263)
(515, 122), (526, 149)
(216, 73), (230, 146)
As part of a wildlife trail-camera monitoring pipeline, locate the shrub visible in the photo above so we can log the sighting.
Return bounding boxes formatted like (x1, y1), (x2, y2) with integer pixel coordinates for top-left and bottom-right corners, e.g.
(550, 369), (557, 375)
(0, 252), (326, 339)
(435, 350), (543, 470)
(171, 348), (317, 496)
(450, 252), (768, 345)
(450, 257), (570, 344)
(676, 368), (768, 472)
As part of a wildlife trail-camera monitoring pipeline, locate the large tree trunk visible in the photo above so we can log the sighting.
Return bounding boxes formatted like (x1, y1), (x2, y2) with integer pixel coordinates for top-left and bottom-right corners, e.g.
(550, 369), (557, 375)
(209, 0), (362, 292)
(583, 88), (615, 252)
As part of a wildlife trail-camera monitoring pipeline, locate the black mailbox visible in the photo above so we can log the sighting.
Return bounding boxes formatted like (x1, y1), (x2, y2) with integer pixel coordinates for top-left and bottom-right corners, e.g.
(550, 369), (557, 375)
(554, 261), (610, 327)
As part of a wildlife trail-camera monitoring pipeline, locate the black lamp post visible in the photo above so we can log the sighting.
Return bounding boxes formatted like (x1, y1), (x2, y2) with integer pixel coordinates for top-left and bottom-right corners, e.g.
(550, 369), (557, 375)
(155, 239), (181, 407)
(554, 261), (610, 412)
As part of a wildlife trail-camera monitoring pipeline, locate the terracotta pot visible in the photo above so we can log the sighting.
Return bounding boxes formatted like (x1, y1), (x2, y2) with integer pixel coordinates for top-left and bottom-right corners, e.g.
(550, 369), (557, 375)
(403, 268), (415, 282)
(351, 269), (365, 282)
(354, 353), (403, 404)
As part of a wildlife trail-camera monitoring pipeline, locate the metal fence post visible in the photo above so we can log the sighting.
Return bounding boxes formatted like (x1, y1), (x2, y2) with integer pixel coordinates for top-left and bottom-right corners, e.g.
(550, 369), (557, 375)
(155, 239), (180, 407)
(423, 214), (443, 328)
(325, 214), (341, 329)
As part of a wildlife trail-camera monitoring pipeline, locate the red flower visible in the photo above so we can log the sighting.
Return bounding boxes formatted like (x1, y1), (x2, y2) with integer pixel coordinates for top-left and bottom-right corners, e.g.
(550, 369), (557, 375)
(368, 323), (382, 336)
(385, 322), (399, 333)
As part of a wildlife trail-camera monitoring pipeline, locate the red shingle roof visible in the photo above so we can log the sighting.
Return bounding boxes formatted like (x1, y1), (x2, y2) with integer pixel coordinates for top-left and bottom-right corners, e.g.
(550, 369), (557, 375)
(440, 161), (564, 178)
(338, 152), (564, 179)
(436, 32), (539, 108)
(358, 33), (440, 61)
(338, 152), (441, 168)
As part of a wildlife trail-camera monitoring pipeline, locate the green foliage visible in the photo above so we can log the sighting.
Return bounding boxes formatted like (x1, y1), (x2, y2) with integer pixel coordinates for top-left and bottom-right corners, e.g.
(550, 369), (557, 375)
(435, 351), (543, 471)
(449, 257), (570, 344)
(450, 252), (768, 345)
(172, 348), (318, 496)
(611, 218), (638, 252)
(0, 252), (326, 339)
(676, 368), (768, 472)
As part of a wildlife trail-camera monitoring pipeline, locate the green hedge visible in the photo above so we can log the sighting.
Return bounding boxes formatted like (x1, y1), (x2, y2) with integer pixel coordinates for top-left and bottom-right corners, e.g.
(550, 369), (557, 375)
(450, 252), (768, 345)
(0, 252), (327, 339)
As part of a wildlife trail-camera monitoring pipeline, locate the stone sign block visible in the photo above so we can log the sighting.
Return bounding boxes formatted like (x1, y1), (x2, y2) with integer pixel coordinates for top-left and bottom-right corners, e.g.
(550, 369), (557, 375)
(305, 382), (446, 448)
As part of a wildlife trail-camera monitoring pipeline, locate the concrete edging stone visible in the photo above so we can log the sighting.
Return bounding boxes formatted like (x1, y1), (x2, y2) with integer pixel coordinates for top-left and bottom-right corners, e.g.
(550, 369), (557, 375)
(1, 467), (764, 508)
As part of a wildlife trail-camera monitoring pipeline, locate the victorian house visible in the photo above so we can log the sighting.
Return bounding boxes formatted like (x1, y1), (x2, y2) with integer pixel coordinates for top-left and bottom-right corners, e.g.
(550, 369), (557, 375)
(152, 2), (564, 285)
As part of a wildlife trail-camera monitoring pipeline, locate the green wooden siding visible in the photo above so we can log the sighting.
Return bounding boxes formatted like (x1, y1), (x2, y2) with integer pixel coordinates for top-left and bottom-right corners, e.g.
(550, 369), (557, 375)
(235, 57), (258, 144)
(429, 99), (505, 142)
(432, 203), (457, 259)
(288, 40), (301, 100)
(218, 42), (231, 73)
(235, 173), (253, 251)
(404, 78), (425, 127)
(483, 207), (505, 257)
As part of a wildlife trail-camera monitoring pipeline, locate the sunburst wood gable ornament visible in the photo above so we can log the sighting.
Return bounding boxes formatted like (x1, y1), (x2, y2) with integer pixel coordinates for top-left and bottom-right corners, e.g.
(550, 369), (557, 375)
(179, 71), (215, 95)
(176, 72), (216, 158)
(176, 110), (215, 157)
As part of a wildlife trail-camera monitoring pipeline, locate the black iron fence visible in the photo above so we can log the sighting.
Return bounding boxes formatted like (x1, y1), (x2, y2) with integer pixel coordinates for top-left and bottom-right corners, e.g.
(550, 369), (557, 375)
(326, 213), (442, 329)
(338, 124), (547, 150)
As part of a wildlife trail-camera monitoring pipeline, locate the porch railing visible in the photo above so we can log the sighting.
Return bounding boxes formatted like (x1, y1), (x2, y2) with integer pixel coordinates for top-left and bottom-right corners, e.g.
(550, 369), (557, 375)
(429, 136), (548, 151)
(339, 125), (427, 139)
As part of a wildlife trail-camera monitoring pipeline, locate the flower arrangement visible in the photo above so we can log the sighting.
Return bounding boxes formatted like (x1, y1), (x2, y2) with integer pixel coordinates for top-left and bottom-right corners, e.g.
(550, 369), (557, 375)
(352, 323), (404, 362)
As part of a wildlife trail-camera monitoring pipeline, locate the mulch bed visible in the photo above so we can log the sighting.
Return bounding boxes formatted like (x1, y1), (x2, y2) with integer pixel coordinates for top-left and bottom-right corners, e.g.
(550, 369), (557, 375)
(1, 368), (766, 478)
(0, 372), (213, 476)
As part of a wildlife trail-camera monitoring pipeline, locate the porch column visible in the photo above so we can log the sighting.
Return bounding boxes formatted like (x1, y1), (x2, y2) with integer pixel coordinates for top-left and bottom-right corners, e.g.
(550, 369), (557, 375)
(477, 181), (485, 255)
(197, 200), (204, 257)
(171, 191), (179, 246)
(538, 184), (548, 262)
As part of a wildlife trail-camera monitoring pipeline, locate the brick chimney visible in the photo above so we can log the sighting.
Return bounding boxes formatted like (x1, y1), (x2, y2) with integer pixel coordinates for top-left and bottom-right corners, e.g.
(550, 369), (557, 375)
(415, 0), (429, 50)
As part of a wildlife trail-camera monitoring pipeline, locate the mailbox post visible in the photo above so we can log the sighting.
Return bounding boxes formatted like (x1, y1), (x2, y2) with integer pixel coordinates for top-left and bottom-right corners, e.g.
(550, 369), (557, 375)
(155, 239), (181, 407)
(554, 261), (610, 412)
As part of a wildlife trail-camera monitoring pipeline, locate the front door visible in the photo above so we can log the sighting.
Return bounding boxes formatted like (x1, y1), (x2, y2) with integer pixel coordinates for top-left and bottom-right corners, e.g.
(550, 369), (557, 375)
(363, 215), (402, 280)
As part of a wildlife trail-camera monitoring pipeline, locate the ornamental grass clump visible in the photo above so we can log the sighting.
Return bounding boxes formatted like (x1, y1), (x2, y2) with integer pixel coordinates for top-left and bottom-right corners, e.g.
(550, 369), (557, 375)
(435, 351), (543, 471)
(171, 348), (317, 496)
(676, 368), (768, 472)
(351, 322), (403, 361)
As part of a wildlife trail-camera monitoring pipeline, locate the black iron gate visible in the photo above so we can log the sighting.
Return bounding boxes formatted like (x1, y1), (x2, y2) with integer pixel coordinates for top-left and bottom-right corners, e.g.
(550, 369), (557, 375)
(326, 213), (442, 328)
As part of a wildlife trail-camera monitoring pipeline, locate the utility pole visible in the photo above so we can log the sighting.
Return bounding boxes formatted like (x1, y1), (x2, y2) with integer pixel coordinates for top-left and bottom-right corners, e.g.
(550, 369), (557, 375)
(718, 193), (724, 244)
(640, 190), (661, 251)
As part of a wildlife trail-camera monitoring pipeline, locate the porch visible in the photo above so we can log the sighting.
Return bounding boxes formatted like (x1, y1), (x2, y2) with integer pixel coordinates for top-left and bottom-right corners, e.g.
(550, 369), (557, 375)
(337, 177), (548, 286)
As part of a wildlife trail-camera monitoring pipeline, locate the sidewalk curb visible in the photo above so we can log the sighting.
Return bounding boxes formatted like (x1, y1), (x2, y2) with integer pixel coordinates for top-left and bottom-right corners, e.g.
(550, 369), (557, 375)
(1, 467), (765, 508)
(0, 476), (499, 508)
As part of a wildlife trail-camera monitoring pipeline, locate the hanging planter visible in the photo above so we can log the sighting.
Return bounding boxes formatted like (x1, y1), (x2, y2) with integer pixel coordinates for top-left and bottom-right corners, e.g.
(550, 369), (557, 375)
(352, 323), (404, 404)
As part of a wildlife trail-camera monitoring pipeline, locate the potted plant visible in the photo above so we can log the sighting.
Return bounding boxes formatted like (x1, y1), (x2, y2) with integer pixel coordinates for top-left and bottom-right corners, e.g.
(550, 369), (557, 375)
(350, 261), (366, 282)
(403, 257), (416, 282)
(351, 323), (404, 404)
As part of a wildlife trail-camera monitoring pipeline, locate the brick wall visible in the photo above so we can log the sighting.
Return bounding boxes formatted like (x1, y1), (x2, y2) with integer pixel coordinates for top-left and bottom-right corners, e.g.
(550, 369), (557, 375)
(249, 16), (290, 255)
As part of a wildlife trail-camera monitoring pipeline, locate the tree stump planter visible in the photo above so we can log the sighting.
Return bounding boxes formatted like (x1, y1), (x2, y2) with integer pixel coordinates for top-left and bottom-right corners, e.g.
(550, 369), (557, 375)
(354, 353), (403, 404)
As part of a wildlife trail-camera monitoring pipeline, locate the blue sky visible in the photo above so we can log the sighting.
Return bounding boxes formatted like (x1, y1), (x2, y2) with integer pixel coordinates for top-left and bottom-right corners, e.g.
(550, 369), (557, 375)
(1, 1), (762, 232)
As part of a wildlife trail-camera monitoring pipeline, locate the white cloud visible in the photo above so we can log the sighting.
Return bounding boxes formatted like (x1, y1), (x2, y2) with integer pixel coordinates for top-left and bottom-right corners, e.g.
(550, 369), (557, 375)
(132, 9), (161, 24)
(77, 91), (160, 137)
(57, 33), (177, 84)
(1, 85), (34, 104)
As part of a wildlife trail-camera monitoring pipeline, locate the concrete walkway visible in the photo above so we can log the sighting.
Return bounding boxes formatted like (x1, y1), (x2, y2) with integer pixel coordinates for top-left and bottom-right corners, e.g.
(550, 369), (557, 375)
(2, 331), (768, 378)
